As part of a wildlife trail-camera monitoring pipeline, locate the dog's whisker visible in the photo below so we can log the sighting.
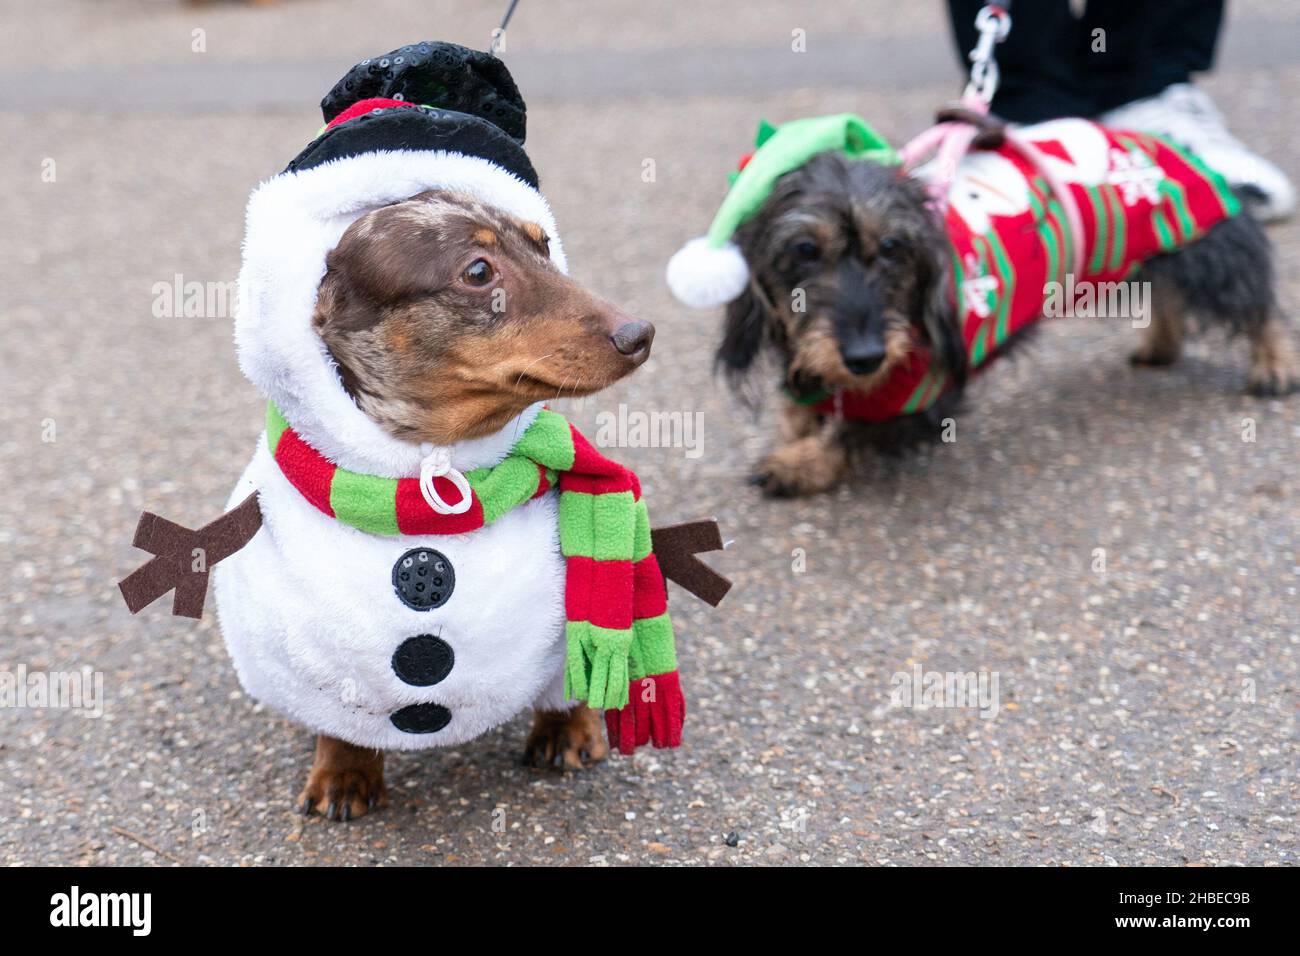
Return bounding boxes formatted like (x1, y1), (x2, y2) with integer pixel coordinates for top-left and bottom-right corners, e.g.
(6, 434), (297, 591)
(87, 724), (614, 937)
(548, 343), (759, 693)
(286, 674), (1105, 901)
(513, 351), (558, 392)
(553, 371), (573, 405)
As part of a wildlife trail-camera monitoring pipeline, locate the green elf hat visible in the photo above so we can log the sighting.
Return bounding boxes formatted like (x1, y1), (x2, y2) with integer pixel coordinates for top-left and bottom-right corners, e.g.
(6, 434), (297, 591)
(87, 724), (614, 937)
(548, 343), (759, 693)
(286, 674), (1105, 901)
(666, 113), (899, 309)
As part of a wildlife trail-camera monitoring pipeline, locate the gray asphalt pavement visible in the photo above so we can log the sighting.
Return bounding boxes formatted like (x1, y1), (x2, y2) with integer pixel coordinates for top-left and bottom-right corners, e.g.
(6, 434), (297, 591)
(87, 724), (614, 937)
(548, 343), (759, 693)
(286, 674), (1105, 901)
(1, 0), (1297, 866)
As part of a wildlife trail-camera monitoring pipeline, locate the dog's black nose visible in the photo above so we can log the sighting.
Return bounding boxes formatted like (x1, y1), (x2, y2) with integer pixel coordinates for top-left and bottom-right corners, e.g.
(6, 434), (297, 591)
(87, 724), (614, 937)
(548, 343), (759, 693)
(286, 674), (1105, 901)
(611, 320), (655, 357)
(842, 346), (887, 375)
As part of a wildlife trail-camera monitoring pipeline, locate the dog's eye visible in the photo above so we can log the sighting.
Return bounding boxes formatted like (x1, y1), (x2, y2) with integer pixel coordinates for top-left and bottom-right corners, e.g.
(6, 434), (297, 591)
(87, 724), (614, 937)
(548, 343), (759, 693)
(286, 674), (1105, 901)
(462, 258), (495, 287)
(791, 240), (821, 263)
(879, 237), (906, 258)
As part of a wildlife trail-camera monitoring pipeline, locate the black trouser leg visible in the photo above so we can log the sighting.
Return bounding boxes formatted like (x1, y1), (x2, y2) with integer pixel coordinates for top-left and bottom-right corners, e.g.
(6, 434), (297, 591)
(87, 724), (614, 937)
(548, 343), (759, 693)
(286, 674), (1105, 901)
(946, 0), (1226, 122)
(1077, 0), (1224, 113)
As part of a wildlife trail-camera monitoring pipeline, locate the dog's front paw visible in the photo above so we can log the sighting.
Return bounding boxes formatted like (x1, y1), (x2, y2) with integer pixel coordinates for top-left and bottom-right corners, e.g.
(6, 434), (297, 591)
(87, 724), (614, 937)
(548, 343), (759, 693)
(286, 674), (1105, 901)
(523, 704), (608, 771)
(296, 736), (387, 822)
(750, 437), (847, 498)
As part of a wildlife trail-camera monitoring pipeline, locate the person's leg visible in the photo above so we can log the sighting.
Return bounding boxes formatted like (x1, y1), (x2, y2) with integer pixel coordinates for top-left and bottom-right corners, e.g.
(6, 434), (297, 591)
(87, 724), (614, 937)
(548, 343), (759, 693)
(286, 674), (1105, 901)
(1080, 0), (1223, 113)
(946, 0), (1097, 123)
(1092, 0), (1294, 219)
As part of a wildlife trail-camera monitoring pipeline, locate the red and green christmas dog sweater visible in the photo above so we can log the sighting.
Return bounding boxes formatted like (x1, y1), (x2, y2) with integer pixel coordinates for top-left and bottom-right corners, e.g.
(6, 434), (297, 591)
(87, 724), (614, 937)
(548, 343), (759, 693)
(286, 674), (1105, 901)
(808, 118), (1240, 421)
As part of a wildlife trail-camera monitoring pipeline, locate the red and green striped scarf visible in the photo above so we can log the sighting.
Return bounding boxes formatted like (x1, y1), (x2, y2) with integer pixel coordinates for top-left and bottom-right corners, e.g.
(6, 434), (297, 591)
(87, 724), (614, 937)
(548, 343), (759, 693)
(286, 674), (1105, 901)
(266, 403), (683, 753)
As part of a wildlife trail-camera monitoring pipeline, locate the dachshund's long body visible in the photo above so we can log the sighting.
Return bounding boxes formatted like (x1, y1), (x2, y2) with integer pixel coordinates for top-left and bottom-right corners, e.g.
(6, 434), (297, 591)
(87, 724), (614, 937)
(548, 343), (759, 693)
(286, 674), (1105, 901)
(211, 43), (661, 821)
(718, 119), (1293, 497)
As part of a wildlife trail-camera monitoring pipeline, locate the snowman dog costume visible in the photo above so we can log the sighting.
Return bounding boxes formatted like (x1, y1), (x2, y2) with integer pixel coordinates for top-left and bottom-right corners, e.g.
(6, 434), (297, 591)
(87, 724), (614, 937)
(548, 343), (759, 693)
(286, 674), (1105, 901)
(669, 111), (1293, 497)
(120, 42), (729, 820)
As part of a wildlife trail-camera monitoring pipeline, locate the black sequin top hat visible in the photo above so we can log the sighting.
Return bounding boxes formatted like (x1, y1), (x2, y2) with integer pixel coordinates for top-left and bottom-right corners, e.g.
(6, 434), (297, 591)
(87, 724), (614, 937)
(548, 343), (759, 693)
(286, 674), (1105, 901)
(284, 41), (537, 186)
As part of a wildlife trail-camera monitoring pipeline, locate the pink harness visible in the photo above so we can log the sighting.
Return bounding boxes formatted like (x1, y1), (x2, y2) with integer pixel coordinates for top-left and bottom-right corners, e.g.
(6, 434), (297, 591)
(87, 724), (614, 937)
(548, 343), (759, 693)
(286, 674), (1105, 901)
(898, 5), (1085, 277)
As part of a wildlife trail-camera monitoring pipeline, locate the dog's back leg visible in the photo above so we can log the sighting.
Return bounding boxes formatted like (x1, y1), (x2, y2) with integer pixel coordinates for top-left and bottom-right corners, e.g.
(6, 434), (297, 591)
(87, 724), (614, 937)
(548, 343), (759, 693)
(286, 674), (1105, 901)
(1130, 208), (1295, 394)
(1130, 275), (1187, 367)
(1247, 315), (1296, 396)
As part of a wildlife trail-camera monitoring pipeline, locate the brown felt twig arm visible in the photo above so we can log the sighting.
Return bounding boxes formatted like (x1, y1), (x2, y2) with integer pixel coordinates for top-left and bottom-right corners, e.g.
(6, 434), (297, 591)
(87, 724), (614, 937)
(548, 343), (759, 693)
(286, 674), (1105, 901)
(650, 519), (732, 607)
(118, 492), (263, 620)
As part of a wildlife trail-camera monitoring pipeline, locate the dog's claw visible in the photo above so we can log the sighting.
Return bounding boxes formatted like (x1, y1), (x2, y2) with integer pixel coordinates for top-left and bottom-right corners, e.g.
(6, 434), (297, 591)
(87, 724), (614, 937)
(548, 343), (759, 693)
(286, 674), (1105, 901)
(750, 470), (795, 498)
(1246, 374), (1296, 397)
(1129, 349), (1177, 367)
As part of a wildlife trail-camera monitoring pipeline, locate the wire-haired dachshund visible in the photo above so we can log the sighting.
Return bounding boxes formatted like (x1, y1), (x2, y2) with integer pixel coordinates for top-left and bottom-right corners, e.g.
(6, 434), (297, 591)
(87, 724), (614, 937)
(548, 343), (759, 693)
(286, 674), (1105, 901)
(717, 150), (1293, 497)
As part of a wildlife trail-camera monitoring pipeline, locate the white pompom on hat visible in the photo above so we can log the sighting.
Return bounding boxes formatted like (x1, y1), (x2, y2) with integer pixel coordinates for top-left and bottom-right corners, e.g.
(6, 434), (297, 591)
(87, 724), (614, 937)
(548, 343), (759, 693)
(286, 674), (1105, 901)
(665, 237), (751, 309)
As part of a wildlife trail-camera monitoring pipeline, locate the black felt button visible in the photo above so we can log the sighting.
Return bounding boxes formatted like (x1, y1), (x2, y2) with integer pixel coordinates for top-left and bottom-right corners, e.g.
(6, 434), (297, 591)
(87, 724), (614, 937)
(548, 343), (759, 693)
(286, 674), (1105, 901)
(390, 702), (452, 735)
(392, 634), (454, 686)
(392, 547), (454, 611)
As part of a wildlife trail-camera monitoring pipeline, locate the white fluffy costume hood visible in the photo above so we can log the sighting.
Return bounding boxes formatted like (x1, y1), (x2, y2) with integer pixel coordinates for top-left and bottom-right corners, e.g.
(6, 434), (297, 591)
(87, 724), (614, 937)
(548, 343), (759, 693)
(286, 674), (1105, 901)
(237, 44), (567, 477)
(214, 42), (579, 750)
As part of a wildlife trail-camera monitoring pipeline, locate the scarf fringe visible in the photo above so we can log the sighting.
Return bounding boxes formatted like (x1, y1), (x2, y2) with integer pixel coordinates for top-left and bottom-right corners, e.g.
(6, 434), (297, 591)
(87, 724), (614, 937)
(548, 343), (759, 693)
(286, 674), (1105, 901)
(605, 671), (686, 754)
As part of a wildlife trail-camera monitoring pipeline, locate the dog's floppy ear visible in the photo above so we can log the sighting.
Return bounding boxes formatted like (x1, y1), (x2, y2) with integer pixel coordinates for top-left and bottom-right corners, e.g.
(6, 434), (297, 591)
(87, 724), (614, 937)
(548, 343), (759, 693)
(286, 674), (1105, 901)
(714, 284), (772, 390)
(918, 244), (967, 388)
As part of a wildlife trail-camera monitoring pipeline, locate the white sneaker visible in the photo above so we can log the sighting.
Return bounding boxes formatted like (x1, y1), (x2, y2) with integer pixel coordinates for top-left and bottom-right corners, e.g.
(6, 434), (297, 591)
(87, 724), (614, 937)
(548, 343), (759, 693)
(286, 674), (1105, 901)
(1099, 83), (1296, 222)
